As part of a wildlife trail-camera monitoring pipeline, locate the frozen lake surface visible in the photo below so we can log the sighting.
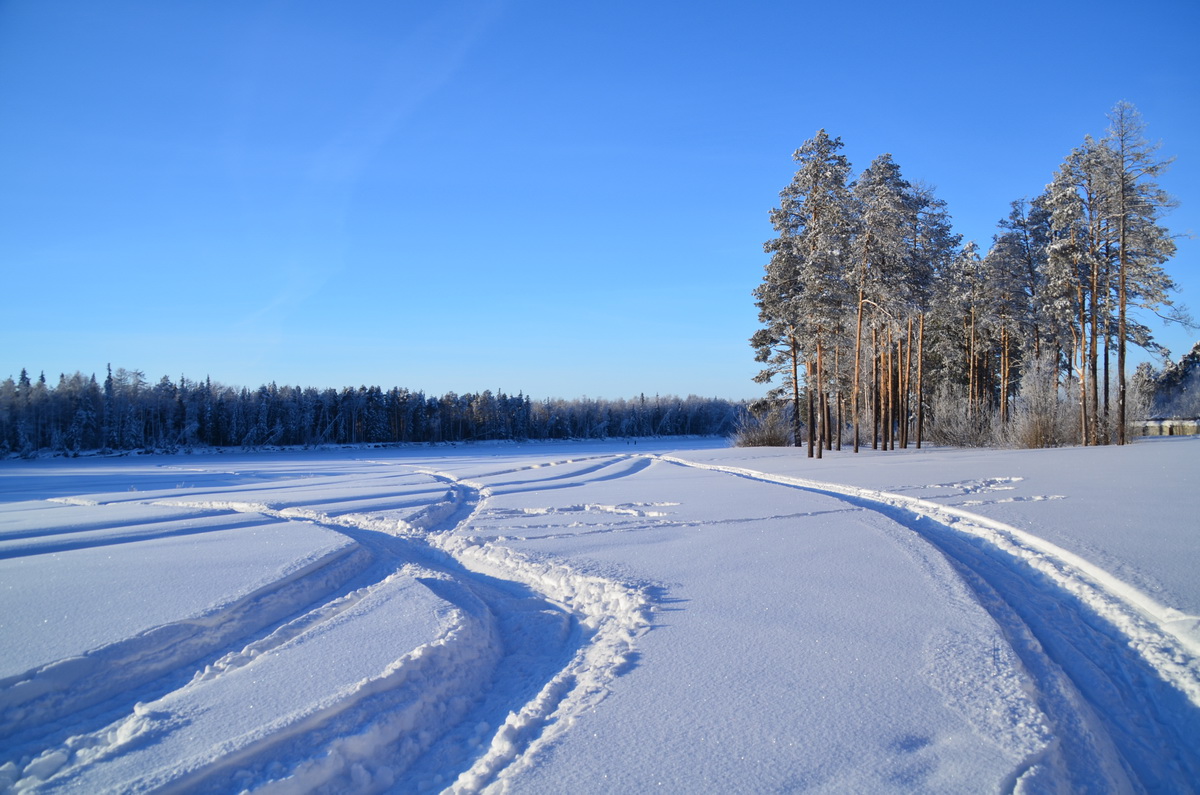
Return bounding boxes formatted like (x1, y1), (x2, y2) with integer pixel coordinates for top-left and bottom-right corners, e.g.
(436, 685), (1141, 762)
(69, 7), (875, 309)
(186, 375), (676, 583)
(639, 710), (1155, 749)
(1, 437), (1198, 792)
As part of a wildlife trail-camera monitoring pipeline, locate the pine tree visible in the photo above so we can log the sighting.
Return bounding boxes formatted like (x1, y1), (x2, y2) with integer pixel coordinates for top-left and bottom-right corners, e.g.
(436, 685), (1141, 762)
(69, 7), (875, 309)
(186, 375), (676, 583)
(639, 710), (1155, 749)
(907, 185), (961, 447)
(1104, 102), (1179, 443)
(849, 153), (911, 451)
(753, 130), (854, 454)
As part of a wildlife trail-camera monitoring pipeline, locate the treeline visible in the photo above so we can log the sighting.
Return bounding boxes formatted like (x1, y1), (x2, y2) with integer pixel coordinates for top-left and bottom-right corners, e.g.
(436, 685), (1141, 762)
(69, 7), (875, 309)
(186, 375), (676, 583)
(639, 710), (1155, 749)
(1145, 340), (1200, 418)
(0, 367), (741, 457)
(750, 102), (1187, 453)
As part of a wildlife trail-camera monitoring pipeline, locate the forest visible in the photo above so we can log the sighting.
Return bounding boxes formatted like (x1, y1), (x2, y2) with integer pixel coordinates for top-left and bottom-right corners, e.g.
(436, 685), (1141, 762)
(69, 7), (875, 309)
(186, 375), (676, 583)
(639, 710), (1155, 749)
(749, 102), (1190, 455)
(3, 103), (1192, 459)
(0, 366), (740, 457)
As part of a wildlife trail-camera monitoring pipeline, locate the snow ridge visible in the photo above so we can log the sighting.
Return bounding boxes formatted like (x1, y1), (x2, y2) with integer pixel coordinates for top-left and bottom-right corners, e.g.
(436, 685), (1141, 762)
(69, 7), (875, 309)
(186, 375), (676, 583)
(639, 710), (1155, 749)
(394, 466), (653, 792)
(156, 470), (652, 792)
(0, 543), (371, 744)
(4, 459), (653, 793)
(654, 453), (1200, 791)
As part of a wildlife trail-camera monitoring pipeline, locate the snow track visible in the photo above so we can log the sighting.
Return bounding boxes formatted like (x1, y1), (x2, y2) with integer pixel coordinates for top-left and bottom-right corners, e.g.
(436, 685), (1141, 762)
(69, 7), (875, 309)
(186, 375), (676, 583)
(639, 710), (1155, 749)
(2, 459), (652, 793)
(655, 453), (1200, 791)
(5, 444), (1196, 792)
(0, 542), (371, 745)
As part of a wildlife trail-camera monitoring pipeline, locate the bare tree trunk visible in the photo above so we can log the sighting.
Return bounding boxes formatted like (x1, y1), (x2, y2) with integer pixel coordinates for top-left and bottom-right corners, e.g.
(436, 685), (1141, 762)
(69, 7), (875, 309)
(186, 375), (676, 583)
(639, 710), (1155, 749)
(880, 340), (888, 451)
(895, 334), (904, 449)
(852, 289), (864, 453)
(999, 327), (1009, 424)
(902, 319), (912, 448)
(892, 333), (902, 451)
(1103, 317), (1111, 421)
(1117, 213), (1128, 445)
(816, 340), (825, 459)
(819, 393), (828, 456)
(872, 327), (880, 450)
(834, 345), (842, 451)
(806, 359), (815, 459)
(1088, 257), (1100, 445)
(836, 390), (843, 451)
(790, 332), (803, 448)
(1073, 283), (1088, 445)
(967, 309), (977, 417)
(915, 313), (925, 449)
(884, 333), (894, 451)
(824, 393), (833, 452)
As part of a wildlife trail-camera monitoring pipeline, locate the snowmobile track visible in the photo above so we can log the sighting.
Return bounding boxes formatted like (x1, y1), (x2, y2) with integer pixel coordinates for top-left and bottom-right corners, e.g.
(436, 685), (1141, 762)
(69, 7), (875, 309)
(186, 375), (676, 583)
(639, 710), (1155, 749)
(651, 454), (1200, 792)
(3, 463), (650, 793)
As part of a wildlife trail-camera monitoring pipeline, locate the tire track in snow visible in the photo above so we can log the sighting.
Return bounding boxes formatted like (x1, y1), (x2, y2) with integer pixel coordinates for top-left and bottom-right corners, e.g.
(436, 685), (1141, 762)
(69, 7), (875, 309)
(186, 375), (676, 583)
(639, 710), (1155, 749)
(652, 454), (1200, 792)
(132, 481), (576, 793)
(184, 456), (652, 792)
(392, 461), (653, 793)
(4, 475), (510, 792)
(10, 458), (654, 793)
(0, 527), (373, 753)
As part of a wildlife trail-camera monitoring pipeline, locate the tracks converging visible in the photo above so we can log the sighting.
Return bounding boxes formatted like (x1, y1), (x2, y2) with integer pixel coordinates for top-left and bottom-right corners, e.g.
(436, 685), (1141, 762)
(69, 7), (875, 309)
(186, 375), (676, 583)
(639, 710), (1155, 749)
(3, 451), (1198, 792)
(1, 456), (652, 793)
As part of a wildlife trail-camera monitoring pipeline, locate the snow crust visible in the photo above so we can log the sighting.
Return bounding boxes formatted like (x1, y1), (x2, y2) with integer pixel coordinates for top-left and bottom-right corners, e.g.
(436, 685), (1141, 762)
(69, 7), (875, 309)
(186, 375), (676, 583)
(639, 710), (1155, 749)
(1, 437), (1197, 792)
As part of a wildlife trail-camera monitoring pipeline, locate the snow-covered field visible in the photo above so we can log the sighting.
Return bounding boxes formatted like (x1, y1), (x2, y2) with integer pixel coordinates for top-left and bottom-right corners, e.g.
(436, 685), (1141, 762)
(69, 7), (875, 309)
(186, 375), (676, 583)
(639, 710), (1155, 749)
(1, 437), (1198, 793)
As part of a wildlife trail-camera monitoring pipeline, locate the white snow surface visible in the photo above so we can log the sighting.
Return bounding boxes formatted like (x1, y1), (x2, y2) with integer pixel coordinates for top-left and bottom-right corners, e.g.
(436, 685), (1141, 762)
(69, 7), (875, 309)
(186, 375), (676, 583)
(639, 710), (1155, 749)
(1, 437), (1197, 793)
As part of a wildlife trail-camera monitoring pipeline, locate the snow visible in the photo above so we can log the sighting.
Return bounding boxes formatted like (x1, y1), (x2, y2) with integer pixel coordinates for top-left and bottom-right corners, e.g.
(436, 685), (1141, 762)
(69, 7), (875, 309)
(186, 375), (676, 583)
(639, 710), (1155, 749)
(1, 437), (1198, 792)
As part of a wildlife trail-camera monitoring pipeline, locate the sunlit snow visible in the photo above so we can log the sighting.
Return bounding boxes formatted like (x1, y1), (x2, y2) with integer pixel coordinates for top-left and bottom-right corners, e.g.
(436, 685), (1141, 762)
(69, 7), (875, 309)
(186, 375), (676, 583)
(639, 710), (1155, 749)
(2, 437), (1198, 792)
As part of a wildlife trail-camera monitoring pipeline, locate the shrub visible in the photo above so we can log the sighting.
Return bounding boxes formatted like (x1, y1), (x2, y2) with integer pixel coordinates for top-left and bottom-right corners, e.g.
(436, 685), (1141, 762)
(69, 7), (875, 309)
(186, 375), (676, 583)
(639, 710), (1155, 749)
(731, 403), (793, 447)
(925, 384), (996, 447)
(996, 352), (1076, 448)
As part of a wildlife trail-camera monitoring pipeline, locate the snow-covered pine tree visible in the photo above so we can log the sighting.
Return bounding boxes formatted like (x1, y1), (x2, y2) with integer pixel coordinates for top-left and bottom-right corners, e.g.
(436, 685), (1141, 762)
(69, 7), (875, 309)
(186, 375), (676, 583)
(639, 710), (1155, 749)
(906, 185), (961, 447)
(1044, 153), (1095, 444)
(1103, 102), (1180, 443)
(982, 198), (1051, 423)
(849, 153), (911, 452)
(753, 130), (854, 455)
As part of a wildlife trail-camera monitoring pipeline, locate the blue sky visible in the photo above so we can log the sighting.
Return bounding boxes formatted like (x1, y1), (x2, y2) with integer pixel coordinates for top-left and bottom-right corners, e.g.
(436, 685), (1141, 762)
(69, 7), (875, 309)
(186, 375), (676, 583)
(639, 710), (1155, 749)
(2, 0), (1198, 400)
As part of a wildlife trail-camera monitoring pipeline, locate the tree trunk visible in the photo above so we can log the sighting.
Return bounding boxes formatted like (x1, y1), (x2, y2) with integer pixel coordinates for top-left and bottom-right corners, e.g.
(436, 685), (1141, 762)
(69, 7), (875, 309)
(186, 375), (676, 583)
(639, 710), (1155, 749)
(824, 392), (833, 452)
(902, 319), (912, 448)
(852, 289), (864, 453)
(884, 334), (894, 451)
(1117, 199), (1128, 445)
(815, 341), (825, 459)
(836, 390), (843, 451)
(806, 359), (815, 458)
(967, 309), (977, 416)
(872, 327), (880, 450)
(1088, 256), (1100, 445)
(1073, 280), (1088, 445)
(999, 327), (1008, 424)
(790, 332), (803, 448)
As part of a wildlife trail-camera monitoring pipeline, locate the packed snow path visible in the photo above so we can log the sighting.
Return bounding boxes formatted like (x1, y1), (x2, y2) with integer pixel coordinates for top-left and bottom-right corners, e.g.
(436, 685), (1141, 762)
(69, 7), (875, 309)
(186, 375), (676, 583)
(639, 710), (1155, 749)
(651, 454), (1200, 791)
(1, 455), (650, 793)
(1, 439), (1197, 792)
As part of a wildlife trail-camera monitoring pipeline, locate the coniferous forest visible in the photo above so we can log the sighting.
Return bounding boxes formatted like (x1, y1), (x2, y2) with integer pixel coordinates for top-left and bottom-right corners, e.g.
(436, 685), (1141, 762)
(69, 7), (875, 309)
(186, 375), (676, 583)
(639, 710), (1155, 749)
(0, 366), (740, 457)
(748, 102), (1191, 454)
(4, 103), (1193, 459)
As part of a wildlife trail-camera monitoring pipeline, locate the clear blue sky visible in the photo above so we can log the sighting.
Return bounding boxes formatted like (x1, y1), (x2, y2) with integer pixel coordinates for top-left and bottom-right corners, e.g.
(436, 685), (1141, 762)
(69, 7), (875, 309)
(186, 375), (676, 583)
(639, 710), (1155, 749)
(2, 0), (1198, 400)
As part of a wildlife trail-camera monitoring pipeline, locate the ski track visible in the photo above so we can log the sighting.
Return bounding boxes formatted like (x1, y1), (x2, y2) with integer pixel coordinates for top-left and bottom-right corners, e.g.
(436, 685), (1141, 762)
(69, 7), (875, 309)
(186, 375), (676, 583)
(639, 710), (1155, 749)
(653, 453), (1200, 791)
(7, 450), (1199, 792)
(2, 456), (653, 794)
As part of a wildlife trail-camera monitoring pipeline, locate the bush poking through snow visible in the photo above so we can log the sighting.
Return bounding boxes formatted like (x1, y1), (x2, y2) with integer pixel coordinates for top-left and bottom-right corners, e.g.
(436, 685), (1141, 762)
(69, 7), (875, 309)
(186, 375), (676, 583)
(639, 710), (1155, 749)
(926, 385), (995, 448)
(730, 403), (792, 447)
(997, 353), (1077, 449)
